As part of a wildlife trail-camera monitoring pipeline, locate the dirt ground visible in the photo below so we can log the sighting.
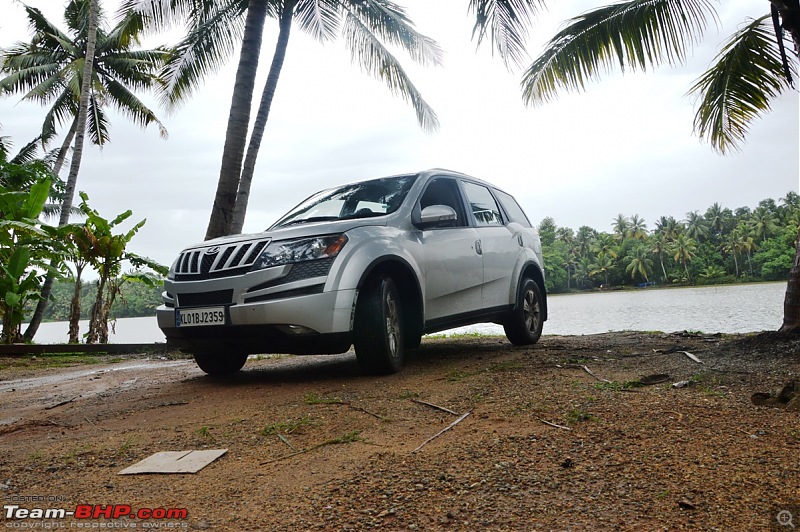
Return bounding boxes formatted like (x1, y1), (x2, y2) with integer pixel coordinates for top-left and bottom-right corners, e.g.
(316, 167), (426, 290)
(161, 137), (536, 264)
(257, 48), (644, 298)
(0, 331), (799, 531)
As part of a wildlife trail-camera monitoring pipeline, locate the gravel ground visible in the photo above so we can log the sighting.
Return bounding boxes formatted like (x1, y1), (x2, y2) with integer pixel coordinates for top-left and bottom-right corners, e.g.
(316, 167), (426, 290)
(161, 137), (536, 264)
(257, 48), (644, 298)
(0, 331), (798, 530)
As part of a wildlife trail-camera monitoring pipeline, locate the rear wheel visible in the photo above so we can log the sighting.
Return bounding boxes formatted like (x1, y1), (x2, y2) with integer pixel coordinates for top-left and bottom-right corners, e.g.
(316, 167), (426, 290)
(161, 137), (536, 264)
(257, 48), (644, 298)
(354, 275), (404, 374)
(193, 352), (248, 375)
(504, 277), (544, 345)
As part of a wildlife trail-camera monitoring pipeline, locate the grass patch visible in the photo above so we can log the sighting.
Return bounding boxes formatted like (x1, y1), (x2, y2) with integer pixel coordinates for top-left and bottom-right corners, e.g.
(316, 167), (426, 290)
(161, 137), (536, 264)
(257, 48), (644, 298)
(324, 430), (365, 445)
(566, 408), (597, 423)
(261, 415), (316, 436)
(304, 392), (346, 405)
(594, 380), (641, 392)
(0, 354), (124, 370)
(446, 369), (481, 382)
(489, 360), (525, 372)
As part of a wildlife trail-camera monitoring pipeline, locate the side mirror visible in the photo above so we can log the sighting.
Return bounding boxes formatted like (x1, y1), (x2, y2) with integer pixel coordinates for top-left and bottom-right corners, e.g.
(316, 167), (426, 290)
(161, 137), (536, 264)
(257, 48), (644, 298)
(414, 205), (458, 229)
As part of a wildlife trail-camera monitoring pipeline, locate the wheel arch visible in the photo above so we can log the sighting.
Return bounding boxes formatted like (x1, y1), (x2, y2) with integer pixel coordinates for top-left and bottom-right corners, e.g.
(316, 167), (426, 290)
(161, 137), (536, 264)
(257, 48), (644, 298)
(519, 262), (548, 322)
(356, 256), (424, 346)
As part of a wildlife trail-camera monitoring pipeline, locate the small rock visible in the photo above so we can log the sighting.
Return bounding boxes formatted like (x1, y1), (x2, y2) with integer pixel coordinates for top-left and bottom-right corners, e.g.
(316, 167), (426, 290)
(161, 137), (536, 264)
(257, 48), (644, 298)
(678, 499), (696, 510)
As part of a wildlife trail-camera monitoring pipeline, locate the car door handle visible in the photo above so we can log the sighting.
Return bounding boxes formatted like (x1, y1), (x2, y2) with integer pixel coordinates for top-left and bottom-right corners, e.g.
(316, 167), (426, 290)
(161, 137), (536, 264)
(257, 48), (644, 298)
(516, 233), (523, 246)
(475, 240), (483, 255)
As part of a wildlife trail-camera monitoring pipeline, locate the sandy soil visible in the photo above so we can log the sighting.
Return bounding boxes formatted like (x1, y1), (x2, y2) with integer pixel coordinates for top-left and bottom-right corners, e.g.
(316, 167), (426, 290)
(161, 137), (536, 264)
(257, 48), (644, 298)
(0, 331), (798, 530)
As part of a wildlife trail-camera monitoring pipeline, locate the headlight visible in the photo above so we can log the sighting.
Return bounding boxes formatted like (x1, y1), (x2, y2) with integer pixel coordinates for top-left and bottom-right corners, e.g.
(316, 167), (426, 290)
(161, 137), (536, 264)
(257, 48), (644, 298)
(251, 234), (348, 271)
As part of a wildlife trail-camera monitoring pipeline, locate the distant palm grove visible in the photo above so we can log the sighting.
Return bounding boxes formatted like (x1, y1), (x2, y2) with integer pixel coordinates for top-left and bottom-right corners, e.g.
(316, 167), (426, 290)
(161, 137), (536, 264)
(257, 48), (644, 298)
(539, 192), (799, 294)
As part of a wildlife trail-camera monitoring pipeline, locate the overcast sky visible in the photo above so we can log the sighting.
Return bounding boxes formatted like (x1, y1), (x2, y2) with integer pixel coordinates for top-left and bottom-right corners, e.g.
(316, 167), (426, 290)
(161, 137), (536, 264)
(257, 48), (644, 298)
(1, 0), (798, 268)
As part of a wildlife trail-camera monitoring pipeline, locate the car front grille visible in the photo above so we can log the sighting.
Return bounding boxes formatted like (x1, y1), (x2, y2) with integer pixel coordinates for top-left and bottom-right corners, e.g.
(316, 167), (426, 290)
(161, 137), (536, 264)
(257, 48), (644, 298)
(174, 239), (270, 280)
(177, 289), (234, 307)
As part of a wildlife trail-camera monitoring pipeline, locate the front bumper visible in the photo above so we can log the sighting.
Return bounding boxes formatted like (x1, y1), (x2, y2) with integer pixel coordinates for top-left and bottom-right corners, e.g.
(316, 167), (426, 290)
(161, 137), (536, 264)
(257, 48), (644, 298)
(156, 288), (357, 355)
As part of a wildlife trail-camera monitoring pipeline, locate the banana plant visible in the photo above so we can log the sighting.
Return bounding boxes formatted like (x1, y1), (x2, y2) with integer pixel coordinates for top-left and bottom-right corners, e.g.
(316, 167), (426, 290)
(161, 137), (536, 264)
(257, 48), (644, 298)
(74, 192), (166, 344)
(0, 177), (64, 343)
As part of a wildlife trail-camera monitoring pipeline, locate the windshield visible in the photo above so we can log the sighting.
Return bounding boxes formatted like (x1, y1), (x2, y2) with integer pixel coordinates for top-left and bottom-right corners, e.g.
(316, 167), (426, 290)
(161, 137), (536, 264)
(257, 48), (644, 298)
(271, 175), (418, 229)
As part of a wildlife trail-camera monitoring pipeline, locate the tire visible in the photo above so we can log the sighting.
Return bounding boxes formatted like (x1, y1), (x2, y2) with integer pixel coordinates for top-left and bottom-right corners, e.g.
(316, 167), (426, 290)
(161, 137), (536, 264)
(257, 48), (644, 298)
(504, 277), (544, 346)
(354, 275), (404, 375)
(193, 352), (248, 375)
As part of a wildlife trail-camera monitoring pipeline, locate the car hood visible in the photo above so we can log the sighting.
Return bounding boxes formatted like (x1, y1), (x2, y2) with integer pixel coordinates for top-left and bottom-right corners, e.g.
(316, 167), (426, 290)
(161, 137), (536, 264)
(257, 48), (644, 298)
(181, 217), (389, 252)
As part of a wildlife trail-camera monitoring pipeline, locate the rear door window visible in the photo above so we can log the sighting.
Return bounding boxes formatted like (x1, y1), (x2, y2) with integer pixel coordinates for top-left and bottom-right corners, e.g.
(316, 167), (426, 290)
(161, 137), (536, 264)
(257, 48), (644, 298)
(461, 181), (504, 227)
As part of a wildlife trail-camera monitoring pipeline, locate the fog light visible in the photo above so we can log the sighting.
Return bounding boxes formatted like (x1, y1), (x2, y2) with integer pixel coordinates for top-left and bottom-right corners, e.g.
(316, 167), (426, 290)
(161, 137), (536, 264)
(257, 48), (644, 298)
(277, 324), (316, 335)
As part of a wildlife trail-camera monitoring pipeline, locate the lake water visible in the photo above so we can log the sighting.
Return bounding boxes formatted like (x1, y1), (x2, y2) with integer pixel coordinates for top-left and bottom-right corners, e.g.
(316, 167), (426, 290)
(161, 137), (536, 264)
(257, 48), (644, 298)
(29, 282), (787, 344)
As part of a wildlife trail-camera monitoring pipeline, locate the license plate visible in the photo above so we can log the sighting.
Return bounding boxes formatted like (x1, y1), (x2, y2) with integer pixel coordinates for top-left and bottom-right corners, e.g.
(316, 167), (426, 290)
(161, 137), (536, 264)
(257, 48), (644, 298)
(176, 307), (226, 327)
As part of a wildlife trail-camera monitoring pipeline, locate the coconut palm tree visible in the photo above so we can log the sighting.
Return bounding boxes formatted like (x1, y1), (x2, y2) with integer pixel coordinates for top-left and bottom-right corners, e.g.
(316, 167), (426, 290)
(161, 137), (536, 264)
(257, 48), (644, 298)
(0, 0), (169, 176)
(590, 252), (614, 286)
(749, 205), (781, 242)
(575, 225), (596, 258)
(650, 232), (670, 282)
(628, 214), (647, 240)
(611, 213), (629, 242)
(125, 0), (545, 238)
(722, 231), (744, 277)
(1, 0), (168, 341)
(654, 215), (681, 241)
(705, 202), (732, 240)
(126, 0), (444, 238)
(592, 232), (618, 259)
(626, 244), (653, 283)
(684, 210), (710, 242)
(670, 233), (698, 281)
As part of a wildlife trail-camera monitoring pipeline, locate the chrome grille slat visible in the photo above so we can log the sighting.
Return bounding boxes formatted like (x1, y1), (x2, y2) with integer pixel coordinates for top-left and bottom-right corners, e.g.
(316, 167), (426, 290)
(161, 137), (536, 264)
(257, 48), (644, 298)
(174, 239), (271, 279)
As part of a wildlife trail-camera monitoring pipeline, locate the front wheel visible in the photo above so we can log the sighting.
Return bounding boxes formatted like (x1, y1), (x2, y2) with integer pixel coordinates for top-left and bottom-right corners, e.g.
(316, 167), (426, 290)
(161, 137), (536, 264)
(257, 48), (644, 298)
(504, 278), (544, 345)
(354, 275), (404, 375)
(193, 352), (248, 375)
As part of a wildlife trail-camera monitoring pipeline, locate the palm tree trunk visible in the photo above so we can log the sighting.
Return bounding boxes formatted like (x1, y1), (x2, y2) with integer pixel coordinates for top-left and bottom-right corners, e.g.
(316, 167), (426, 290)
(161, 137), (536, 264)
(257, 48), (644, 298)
(87, 276), (106, 344)
(771, 0), (800, 54)
(53, 117), (78, 176)
(231, 1), (295, 235)
(23, 0), (99, 342)
(68, 265), (84, 344)
(205, 0), (269, 240)
(780, 227), (800, 333)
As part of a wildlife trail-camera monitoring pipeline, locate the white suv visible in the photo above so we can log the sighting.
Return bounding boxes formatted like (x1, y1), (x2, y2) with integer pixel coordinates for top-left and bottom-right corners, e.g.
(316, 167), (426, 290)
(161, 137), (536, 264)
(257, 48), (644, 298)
(157, 169), (547, 375)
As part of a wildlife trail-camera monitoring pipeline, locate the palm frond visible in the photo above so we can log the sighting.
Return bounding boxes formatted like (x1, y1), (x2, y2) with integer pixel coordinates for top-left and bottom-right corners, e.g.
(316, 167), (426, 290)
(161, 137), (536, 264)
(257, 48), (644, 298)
(41, 92), (78, 146)
(86, 94), (110, 146)
(689, 15), (796, 153)
(119, 0), (246, 32)
(158, 0), (247, 106)
(345, 0), (444, 68)
(22, 5), (76, 53)
(468, 0), (544, 68)
(342, 12), (439, 132)
(65, 0), (107, 37)
(295, 0), (340, 42)
(104, 78), (169, 139)
(9, 138), (42, 165)
(106, 5), (147, 49)
(99, 48), (171, 91)
(0, 61), (62, 99)
(521, 0), (717, 106)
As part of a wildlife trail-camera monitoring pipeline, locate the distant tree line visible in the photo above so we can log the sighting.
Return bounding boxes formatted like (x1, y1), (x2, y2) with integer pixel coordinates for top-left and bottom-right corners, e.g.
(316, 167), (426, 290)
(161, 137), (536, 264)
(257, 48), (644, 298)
(33, 278), (163, 323)
(539, 192), (799, 294)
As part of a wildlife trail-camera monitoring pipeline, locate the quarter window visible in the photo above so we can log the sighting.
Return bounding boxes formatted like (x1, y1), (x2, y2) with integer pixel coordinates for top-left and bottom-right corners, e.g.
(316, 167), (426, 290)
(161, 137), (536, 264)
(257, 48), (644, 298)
(462, 182), (504, 226)
(495, 190), (532, 228)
